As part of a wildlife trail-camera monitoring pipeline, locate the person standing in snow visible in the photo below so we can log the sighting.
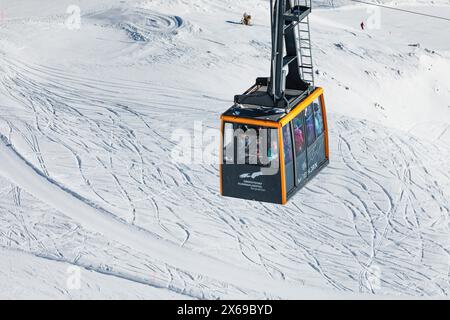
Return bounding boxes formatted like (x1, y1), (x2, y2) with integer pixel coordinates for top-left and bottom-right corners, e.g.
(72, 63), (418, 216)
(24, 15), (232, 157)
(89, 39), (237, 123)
(360, 21), (365, 30)
(241, 13), (252, 26)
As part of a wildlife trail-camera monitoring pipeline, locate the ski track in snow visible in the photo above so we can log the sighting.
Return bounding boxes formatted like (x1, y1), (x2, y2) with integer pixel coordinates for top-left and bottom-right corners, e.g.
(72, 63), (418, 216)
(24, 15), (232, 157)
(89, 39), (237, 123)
(85, 7), (185, 42)
(1, 53), (449, 297)
(0, 0), (449, 298)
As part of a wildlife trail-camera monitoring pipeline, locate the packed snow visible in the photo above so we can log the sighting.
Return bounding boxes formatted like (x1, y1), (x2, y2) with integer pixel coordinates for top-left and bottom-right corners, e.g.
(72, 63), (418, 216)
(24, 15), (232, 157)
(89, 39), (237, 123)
(0, 0), (449, 299)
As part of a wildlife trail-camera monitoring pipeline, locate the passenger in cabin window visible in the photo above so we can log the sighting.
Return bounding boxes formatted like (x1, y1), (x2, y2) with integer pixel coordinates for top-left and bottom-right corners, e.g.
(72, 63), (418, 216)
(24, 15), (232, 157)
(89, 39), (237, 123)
(305, 106), (316, 146)
(313, 103), (324, 136)
(293, 119), (305, 154)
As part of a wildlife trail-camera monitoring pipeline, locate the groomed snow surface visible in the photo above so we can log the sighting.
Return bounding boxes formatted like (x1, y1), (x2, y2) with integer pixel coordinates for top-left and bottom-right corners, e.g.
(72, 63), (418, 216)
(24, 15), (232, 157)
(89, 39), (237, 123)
(0, 0), (449, 299)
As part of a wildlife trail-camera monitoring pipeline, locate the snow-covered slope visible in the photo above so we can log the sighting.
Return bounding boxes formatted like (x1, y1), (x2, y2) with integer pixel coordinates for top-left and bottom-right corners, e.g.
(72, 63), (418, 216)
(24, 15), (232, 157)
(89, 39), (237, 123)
(0, 247), (189, 299)
(0, 0), (449, 299)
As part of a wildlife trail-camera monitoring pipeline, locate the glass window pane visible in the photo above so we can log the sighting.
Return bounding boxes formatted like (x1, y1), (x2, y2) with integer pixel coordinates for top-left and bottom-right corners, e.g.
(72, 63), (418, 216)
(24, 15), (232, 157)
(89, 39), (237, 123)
(313, 99), (324, 136)
(305, 105), (316, 146)
(282, 124), (295, 193)
(306, 99), (327, 175)
(292, 112), (305, 155)
(283, 125), (293, 165)
(292, 112), (307, 185)
(223, 123), (234, 163)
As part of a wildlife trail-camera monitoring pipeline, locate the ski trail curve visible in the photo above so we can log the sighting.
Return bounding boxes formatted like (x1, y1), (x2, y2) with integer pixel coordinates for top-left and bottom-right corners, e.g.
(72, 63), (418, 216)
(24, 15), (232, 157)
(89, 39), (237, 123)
(0, 134), (358, 299)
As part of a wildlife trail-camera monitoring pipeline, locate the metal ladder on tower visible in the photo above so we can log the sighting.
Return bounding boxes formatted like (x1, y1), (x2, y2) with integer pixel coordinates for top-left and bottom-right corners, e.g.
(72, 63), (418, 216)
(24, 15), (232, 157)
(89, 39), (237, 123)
(234, 0), (315, 109)
(295, 0), (315, 87)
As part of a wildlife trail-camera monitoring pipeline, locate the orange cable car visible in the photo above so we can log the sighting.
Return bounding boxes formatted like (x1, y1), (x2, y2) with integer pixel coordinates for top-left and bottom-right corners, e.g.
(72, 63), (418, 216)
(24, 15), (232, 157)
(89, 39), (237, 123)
(220, 0), (329, 204)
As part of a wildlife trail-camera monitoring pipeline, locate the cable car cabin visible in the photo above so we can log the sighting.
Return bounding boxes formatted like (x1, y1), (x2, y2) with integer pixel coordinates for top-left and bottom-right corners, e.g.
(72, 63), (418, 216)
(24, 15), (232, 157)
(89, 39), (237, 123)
(219, 0), (329, 204)
(220, 86), (329, 205)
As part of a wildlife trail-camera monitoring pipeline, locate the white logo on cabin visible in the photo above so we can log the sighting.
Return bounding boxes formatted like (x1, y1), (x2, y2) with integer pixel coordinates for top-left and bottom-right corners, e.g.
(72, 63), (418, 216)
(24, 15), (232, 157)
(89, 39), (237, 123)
(240, 171), (263, 180)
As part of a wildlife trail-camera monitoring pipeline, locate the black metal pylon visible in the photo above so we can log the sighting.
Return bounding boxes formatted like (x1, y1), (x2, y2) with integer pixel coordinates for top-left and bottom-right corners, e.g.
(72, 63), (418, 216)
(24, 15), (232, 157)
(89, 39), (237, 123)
(269, 0), (313, 105)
